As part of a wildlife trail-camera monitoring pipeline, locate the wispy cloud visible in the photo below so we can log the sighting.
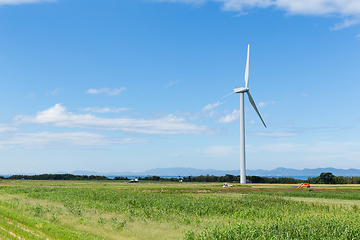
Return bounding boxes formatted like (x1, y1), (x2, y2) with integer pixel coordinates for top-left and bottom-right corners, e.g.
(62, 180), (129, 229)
(218, 109), (240, 123)
(175, 110), (190, 116)
(191, 101), (223, 119)
(290, 126), (350, 133)
(154, 0), (206, 5)
(14, 104), (210, 135)
(233, 11), (248, 17)
(157, 0), (360, 29)
(251, 131), (298, 137)
(80, 107), (131, 113)
(50, 88), (60, 96)
(196, 145), (238, 157)
(331, 17), (360, 30)
(26, 93), (35, 99)
(86, 87), (126, 96)
(203, 102), (222, 111)
(252, 141), (360, 166)
(258, 101), (276, 108)
(287, 93), (310, 97)
(0, 124), (17, 132)
(0, 131), (146, 147)
(0, 0), (55, 5)
(167, 80), (180, 87)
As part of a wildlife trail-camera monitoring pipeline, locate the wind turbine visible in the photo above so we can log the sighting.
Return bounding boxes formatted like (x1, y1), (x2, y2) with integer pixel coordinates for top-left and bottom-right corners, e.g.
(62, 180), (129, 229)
(223, 44), (267, 184)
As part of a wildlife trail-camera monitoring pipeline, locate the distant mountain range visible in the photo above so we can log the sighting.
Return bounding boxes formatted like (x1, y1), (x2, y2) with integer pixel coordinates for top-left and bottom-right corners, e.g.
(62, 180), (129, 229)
(64, 167), (360, 178)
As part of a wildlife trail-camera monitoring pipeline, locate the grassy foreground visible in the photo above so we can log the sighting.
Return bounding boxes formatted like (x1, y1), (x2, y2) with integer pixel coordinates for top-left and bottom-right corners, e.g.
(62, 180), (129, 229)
(0, 180), (360, 239)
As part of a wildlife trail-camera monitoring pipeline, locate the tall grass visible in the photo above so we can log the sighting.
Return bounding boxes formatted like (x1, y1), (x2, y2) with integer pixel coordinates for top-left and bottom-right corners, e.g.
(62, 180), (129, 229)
(1, 183), (360, 239)
(263, 188), (360, 200)
(0, 204), (102, 239)
(0, 187), (323, 222)
(186, 217), (360, 240)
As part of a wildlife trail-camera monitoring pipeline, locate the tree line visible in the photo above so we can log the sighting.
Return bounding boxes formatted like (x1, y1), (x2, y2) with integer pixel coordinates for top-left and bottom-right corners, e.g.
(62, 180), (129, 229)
(1, 172), (360, 184)
(136, 173), (360, 184)
(307, 172), (360, 184)
(4, 174), (110, 181)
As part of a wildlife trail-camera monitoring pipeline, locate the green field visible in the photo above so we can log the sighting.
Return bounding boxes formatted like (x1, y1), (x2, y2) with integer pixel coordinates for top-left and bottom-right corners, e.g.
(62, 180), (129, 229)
(0, 180), (360, 239)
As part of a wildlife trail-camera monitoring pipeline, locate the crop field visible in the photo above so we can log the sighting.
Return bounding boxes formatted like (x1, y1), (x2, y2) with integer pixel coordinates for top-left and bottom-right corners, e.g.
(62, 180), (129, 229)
(0, 180), (360, 239)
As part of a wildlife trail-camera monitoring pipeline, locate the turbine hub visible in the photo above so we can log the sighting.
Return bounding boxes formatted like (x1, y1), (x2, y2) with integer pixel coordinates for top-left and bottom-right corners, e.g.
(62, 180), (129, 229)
(234, 87), (249, 93)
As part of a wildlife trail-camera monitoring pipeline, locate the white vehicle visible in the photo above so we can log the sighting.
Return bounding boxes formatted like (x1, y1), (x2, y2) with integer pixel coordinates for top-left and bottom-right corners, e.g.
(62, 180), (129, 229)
(128, 178), (139, 183)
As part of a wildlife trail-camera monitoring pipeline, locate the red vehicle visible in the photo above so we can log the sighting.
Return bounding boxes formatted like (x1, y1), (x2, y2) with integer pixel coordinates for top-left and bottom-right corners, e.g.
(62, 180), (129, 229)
(222, 182), (233, 187)
(298, 183), (310, 188)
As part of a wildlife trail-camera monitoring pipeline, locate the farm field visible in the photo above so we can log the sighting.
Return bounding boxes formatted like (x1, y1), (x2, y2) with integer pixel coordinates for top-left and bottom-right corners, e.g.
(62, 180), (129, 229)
(0, 180), (360, 239)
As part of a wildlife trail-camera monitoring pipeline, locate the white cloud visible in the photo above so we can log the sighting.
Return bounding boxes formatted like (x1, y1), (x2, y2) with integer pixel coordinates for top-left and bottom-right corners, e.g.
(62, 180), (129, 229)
(197, 145), (238, 157)
(0, 131), (146, 147)
(233, 11), (248, 17)
(331, 17), (360, 30)
(26, 93), (35, 99)
(14, 104), (210, 135)
(50, 88), (60, 96)
(86, 87), (126, 96)
(167, 80), (180, 86)
(258, 101), (276, 108)
(158, 0), (360, 29)
(251, 131), (298, 137)
(0, 0), (55, 5)
(252, 142), (305, 153)
(191, 101), (223, 119)
(218, 109), (240, 123)
(203, 101), (222, 111)
(253, 141), (360, 164)
(0, 124), (17, 132)
(155, 0), (206, 4)
(175, 110), (190, 116)
(80, 107), (131, 113)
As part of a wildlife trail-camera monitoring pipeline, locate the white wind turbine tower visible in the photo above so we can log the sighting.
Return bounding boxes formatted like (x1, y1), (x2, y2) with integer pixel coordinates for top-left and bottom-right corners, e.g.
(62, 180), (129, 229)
(223, 44), (267, 184)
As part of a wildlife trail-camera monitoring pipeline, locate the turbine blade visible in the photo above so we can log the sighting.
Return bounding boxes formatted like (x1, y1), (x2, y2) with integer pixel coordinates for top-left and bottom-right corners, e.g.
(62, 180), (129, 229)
(222, 92), (236, 98)
(247, 91), (267, 128)
(244, 44), (250, 88)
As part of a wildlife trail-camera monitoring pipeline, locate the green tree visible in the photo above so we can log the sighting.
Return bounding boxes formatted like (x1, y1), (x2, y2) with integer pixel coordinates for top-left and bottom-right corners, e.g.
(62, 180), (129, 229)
(319, 172), (336, 184)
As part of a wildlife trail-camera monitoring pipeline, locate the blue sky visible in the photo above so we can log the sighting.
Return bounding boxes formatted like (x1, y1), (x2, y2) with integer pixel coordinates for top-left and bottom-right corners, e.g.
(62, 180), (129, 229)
(0, 0), (359, 174)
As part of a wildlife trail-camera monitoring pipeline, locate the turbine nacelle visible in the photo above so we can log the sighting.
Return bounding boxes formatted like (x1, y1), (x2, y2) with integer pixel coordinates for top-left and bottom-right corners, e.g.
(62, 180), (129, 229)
(234, 87), (249, 93)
